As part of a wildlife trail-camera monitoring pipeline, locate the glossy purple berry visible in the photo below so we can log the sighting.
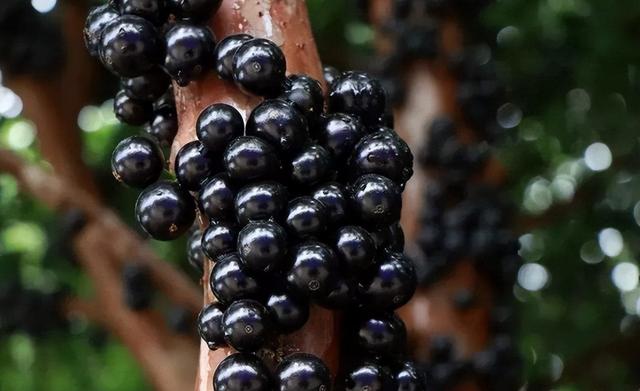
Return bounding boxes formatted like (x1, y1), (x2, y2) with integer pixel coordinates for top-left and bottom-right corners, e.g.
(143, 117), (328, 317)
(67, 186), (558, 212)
(84, 5), (120, 57)
(323, 65), (340, 87)
(213, 353), (272, 391)
(232, 38), (286, 97)
(199, 176), (235, 221)
(234, 182), (287, 226)
(209, 253), (262, 305)
(122, 67), (170, 101)
(164, 24), (216, 86)
(354, 312), (407, 355)
(266, 291), (309, 334)
(246, 99), (309, 154)
(396, 362), (427, 391)
(174, 140), (217, 190)
(344, 363), (394, 391)
(329, 71), (386, 126)
(135, 180), (195, 240)
(289, 145), (332, 186)
(197, 302), (226, 350)
(238, 221), (288, 273)
(111, 135), (164, 188)
(312, 183), (347, 225)
(286, 242), (337, 299)
(280, 74), (324, 118)
(187, 230), (206, 273)
(167, 0), (222, 21)
(214, 34), (253, 80)
(197, 103), (244, 151)
(222, 299), (272, 352)
(349, 174), (402, 227)
(276, 353), (331, 391)
(114, 89), (153, 125)
(201, 222), (237, 259)
(360, 251), (416, 310)
(349, 129), (413, 185)
(317, 113), (365, 161)
(223, 136), (280, 182)
(120, 0), (163, 23)
(145, 105), (178, 147)
(285, 197), (328, 239)
(335, 226), (376, 273)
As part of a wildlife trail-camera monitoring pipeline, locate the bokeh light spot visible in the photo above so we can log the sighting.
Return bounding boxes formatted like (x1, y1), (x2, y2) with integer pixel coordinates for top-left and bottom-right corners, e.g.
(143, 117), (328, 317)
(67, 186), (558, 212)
(612, 262), (639, 292)
(518, 263), (549, 291)
(598, 228), (623, 257)
(584, 142), (612, 172)
(31, 0), (57, 13)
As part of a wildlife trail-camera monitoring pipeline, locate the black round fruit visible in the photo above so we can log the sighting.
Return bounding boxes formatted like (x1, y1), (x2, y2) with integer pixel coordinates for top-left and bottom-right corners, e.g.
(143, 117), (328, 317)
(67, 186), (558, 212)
(199, 176), (235, 221)
(335, 225), (376, 273)
(238, 221), (288, 273)
(396, 362), (426, 391)
(232, 38), (286, 97)
(312, 183), (347, 225)
(354, 312), (407, 355)
(234, 182), (287, 225)
(328, 71), (386, 125)
(349, 129), (413, 185)
(84, 5), (120, 57)
(344, 363), (394, 391)
(286, 242), (337, 299)
(266, 291), (309, 334)
(122, 67), (170, 101)
(99, 15), (162, 77)
(317, 113), (365, 161)
(323, 65), (340, 87)
(201, 222), (237, 259)
(197, 302), (226, 350)
(111, 135), (164, 188)
(285, 197), (328, 239)
(114, 89), (153, 125)
(145, 105), (178, 147)
(275, 353), (331, 391)
(213, 353), (272, 391)
(289, 145), (332, 186)
(174, 140), (217, 190)
(209, 253), (261, 305)
(135, 180), (195, 240)
(349, 174), (402, 227)
(246, 99), (309, 154)
(359, 251), (416, 310)
(222, 299), (271, 352)
(280, 74), (324, 118)
(164, 24), (216, 86)
(167, 0), (222, 21)
(214, 34), (253, 80)
(187, 230), (206, 273)
(223, 136), (280, 182)
(197, 103), (244, 151)
(120, 0), (163, 23)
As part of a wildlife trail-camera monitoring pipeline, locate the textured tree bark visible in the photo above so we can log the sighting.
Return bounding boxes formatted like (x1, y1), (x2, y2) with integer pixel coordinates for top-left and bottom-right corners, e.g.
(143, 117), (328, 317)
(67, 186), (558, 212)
(167, 2), (341, 390)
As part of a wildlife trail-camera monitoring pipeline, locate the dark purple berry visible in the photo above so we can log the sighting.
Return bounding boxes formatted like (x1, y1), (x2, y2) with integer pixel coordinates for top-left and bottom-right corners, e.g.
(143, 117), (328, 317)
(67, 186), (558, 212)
(213, 353), (272, 391)
(164, 24), (216, 86)
(276, 353), (331, 391)
(214, 34), (253, 80)
(232, 38), (286, 97)
(197, 303), (226, 350)
(246, 99), (309, 154)
(396, 362), (426, 391)
(122, 67), (170, 101)
(135, 180), (195, 240)
(323, 65), (340, 87)
(201, 222), (237, 259)
(114, 89), (153, 125)
(234, 182), (287, 225)
(187, 230), (206, 273)
(238, 221), (288, 273)
(197, 103), (244, 151)
(223, 136), (280, 182)
(199, 176), (235, 221)
(312, 183), (347, 225)
(350, 174), (402, 227)
(111, 135), (164, 188)
(99, 15), (162, 77)
(285, 197), (328, 239)
(120, 0), (163, 23)
(209, 253), (261, 305)
(289, 145), (332, 186)
(329, 72), (386, 125)
(354, 312), (406, 355)
(145, 105), (178, 147)
(84, 5), (120, 57)
(174, 140), (217, 190)
(266, 291), (309, 334)
(317, 113), (365, 161)
(167, 0), (222, 22)
(280, 74), (324, 118)
(335, 225), (376, 273)
(222, 299), (271, 352)
(344, 363), (394, 391)
(286, 242), (337, 299)
(349, 129), (413, 185)
(360, 251), (416, 310)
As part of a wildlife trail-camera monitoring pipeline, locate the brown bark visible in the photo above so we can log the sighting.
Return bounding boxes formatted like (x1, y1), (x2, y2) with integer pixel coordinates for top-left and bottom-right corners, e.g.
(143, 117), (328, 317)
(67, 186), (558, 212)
(168, 2), (340, 390)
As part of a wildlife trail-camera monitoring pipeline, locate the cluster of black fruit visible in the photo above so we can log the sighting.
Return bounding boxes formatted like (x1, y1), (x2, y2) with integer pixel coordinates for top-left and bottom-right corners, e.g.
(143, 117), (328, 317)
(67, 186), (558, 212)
(0, 0), (64, 77)
(0, 281), (67, 337)
(84, 1), (422, 390)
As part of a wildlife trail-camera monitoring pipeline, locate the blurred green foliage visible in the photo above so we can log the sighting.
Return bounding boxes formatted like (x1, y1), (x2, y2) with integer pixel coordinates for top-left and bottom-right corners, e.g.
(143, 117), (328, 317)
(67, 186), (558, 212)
(1, 0), (639, 390)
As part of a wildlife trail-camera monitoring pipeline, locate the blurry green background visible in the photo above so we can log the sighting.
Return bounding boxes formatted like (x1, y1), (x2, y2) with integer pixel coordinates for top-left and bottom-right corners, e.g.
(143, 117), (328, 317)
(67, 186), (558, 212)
(1, 0), (640, 390)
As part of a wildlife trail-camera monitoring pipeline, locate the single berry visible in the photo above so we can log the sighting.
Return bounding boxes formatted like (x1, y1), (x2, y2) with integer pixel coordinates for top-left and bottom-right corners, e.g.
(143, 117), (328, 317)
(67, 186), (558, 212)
(370, 223), (405, 252)
(234, 182), (287, 225)
(114, 89), (153, 125)
(285, 197), (328, 239)
(266, 291), (309, 334)
(135, 180), (195, 240)
(312, 183), (347, 225)
(323, 65), (340, 87)
(238, 221), (288, 273)
(164, 24), (216, 86)
(280, 74), (324, 119)
(344, 363), (394, 391)
(317, 113), (365, 161)
(289, 145), (332, 186)
(187, 230), (206, 273)
(276, 353), (331, 391)
(329, 71), (386, 125)
(120, 0), (163, 23)
(349, 129), (413, 186)
(349, 174), (401, 227)
(232, 38), (286, 97)
(246, 99), (309, 154)
(197, 303), (226, 350)
(209, 253), (261, 305)
(111, 135), (164, 188)
(396, 362), (427, 391)
(213, 353), (272, 391)
(214, 33), (253, 80)
(359, 251), (416, 310)
(174, 140), (217, 190)
(201, 222), (237, 259)
(354, 312), (406, 355)
(199, 176), (235, 221)
(84, 5), (120, 57)
(122, 67), (171, 101)
(197, 103), (244, 151)
(335, 226), (376, 273)
(99, 15), (162, 77)
(222, 299), (271, 352)
(223, 136), (280, 182)
(286, 242), (337, 299)
(167, 0), (222, 21)
(145, 105), (178, 147)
